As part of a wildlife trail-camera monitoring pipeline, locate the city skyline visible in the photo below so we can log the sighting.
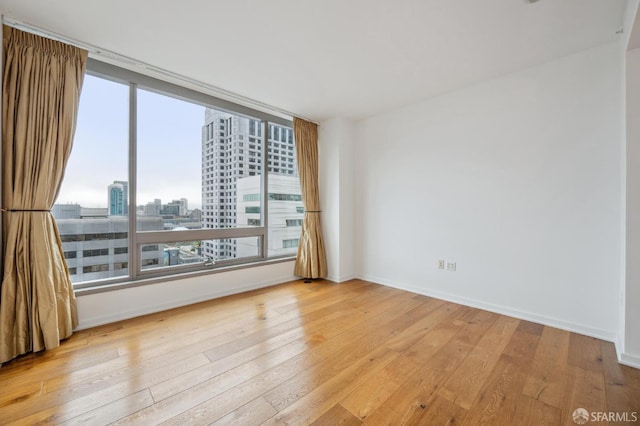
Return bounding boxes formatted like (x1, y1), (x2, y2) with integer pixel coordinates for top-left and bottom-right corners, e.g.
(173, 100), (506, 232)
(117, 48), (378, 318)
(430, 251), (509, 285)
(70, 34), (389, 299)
(56, 75), (205, 209)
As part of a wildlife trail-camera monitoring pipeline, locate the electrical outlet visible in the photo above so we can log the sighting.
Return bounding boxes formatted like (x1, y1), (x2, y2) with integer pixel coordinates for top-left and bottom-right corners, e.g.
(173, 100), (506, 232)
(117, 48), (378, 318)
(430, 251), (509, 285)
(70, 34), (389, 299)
(438, 259), (445, 270)
(446, 261), (456, 271)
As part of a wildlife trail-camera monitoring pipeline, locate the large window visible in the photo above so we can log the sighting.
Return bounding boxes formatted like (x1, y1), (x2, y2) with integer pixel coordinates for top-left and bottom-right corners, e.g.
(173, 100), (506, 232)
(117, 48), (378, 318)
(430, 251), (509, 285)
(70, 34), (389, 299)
(53, 59), (300, 288)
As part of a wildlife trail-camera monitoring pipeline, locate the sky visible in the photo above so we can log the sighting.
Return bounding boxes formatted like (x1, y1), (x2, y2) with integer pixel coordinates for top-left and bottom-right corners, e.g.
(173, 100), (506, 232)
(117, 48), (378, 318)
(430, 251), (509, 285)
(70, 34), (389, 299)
(57, 74), (205, 209)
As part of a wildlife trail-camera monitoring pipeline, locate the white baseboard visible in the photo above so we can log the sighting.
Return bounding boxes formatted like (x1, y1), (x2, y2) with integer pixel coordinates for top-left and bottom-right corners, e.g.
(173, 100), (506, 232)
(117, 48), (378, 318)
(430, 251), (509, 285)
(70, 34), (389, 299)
(76, 275), (296, 330)
(619, 352), (640, 369)
(615, 334), (640, 369)
(357, 273), (618, 344)
(325, 273), (358, 283)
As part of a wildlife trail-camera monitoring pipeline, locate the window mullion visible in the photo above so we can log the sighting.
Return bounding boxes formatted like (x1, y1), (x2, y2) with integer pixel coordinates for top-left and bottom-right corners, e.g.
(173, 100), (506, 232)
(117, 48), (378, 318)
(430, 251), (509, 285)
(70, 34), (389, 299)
(129, 83), (138, 279)
(261, 120), (269, 259)
(137, 228), (264, 245)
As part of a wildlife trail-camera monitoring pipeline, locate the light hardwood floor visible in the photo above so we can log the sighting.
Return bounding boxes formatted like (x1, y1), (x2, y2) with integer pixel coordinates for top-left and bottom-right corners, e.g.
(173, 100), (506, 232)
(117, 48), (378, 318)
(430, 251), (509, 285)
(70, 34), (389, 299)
(0, 279), (638, 425)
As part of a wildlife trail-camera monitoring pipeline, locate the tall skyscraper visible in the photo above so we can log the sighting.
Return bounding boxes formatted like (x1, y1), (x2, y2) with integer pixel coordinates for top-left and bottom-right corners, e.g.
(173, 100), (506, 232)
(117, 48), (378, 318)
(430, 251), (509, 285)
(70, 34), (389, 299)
(108, 180), (128, 216)
(114, 180), (129, 215)
(201, 109), (301, 260)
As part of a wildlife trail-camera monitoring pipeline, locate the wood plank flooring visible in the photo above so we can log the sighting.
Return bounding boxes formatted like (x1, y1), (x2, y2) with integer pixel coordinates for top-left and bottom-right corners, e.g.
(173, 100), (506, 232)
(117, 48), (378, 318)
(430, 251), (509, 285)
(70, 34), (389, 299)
(0, 279), (638, 425)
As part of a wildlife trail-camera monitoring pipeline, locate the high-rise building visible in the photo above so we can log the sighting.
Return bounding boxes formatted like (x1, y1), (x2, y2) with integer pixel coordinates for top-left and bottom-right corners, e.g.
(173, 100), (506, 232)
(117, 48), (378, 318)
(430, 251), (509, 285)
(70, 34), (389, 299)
(108, 180), (128, 216)
(201, 109), (301, 260)
(143, 198), (162, 216)
(114, 180), (129, 215)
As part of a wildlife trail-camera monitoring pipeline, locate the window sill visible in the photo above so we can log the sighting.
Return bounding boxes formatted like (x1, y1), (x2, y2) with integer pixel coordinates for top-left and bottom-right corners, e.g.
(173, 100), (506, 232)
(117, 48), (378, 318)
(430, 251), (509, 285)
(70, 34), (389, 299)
(74, 256), (296, 297)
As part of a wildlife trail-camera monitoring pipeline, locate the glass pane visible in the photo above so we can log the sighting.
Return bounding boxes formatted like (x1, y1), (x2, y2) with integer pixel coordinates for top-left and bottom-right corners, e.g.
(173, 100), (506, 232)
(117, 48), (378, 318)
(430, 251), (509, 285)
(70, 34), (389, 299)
(140, 237), (261, 271)
(136, 89), (204, 232)
(137, 93), (263, 262)
(53, 74), (130, 284)
(267, 124), (302, 257)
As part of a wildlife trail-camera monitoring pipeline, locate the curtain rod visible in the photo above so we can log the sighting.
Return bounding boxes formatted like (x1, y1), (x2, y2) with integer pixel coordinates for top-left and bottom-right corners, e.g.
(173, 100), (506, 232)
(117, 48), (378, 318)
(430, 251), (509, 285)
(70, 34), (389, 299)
(2, 16), (318, 125)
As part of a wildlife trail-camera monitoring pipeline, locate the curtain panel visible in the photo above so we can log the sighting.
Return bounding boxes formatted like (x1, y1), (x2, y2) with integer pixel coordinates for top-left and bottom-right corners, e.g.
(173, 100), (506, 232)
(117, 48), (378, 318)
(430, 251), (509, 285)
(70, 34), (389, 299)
(0, 26), (87, 364)
(293, 117), (327, 279)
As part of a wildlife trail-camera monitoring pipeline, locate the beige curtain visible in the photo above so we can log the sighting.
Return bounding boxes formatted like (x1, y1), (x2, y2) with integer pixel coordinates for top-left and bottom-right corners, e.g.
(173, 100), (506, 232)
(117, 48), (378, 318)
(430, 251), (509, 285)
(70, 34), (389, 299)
(0, 27), (87, 364)
(293, 117), (327, 279)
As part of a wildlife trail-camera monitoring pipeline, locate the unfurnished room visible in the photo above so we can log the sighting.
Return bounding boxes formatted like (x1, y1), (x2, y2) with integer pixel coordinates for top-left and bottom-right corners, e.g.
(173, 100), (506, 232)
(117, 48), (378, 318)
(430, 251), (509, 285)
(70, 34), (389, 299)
(0, 0), (639, 425)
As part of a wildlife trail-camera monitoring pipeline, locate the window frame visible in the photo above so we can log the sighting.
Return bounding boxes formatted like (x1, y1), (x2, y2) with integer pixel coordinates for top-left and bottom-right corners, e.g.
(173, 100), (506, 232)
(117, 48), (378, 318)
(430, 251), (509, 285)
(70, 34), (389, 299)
(70, 59), (296, 290)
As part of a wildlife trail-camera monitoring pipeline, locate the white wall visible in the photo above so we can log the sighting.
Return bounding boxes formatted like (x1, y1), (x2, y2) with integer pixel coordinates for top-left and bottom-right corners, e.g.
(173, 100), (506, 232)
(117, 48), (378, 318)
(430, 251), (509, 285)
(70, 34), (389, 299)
(318, 120), (340, 281)
(355, 42), (624, 342)
(76, 260), (296, 329)
(625, 47), (640, 366)
(319, 117), (357, 282)
(338, 120), (356, 282)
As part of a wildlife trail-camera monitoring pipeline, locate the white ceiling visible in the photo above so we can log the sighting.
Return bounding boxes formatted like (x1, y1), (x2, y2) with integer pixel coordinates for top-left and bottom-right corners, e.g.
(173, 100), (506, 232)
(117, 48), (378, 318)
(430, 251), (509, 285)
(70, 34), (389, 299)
(0, 0), (631, 121)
